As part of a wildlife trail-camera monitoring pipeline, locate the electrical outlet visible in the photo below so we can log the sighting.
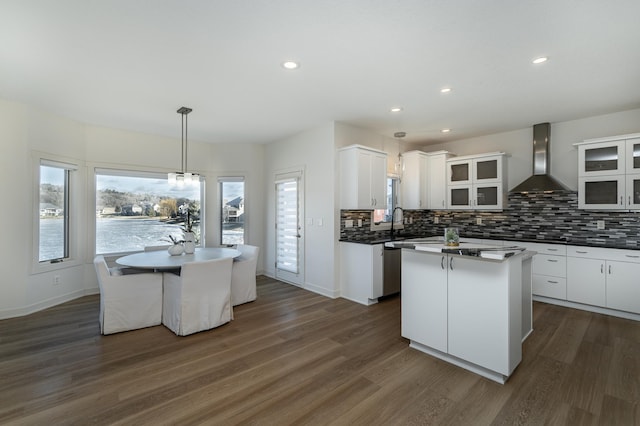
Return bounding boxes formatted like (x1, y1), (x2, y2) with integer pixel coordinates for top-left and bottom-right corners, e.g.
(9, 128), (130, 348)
(409, 217), (413, 224)
(434, 216), (439, 224)
(596, 220), (605, 230)
(357, 219), (363, 227)
(476, 217), (483, 225)
(53, 275), (61, 285)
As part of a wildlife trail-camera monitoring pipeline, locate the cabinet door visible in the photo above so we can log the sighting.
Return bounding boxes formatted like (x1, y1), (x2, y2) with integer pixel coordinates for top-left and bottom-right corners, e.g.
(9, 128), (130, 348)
(370, 152), (388, 209)
(355, 150), (374, 209)
(401, 250), (447, 353)
(625, 138), (640, 174)
(448, 185), (472, 209)
(474, 183), (502, 210)
(625, 174), (640, 209)
(401, 153), (428, 209)
(567, 257), (606, 306)
(473, 156), (501, 183)
(578, 176), (625, 210)
(578, 140), (626, 177)
(447, 255), (514, 375)
(606, 260), (640, 314)
(428, 154), (447, 209)
(448, 159), (472, 185)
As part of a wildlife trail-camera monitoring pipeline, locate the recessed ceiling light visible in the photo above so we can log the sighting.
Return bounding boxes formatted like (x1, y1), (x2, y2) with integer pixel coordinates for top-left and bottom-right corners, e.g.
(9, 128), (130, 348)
(441, 128), (451, 133)
(282, 61), (299, 70)
(440, 87), (452, 93)
(390, 107), (403, 113)
(532, 56), (548, 64)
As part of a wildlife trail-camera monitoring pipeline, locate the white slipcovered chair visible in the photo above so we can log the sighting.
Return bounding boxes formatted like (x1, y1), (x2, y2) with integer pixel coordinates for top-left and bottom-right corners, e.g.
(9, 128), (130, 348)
(94, 255), (163, 335)
(231, 244), (259, 306)
(162, 257), (234, 336)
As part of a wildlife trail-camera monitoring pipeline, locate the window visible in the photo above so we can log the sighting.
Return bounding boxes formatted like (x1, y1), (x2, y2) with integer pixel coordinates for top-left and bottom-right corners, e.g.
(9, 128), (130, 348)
(373, 177), (400, 224)
(219, 177), (245, 245)
(95, 169), (204, 254)
(39, 160), (74, 262)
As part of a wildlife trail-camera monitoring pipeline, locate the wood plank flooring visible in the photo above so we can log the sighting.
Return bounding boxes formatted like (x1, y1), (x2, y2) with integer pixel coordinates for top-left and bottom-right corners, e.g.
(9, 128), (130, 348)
(1, 275), (639, 425)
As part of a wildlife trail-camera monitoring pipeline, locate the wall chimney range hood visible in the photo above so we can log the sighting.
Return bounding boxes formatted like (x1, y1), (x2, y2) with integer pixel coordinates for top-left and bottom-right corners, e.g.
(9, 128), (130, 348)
(510, 122), (568, 193)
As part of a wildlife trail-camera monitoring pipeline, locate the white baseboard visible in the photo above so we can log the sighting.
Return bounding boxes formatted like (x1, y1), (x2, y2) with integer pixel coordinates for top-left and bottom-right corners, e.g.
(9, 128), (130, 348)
(533, 295), (640, 322)
(0, 289), (89, 320)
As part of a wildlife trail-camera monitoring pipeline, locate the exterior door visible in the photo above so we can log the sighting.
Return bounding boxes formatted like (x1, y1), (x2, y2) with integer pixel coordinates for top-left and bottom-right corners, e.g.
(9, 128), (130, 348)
(275, 172), (304, 286)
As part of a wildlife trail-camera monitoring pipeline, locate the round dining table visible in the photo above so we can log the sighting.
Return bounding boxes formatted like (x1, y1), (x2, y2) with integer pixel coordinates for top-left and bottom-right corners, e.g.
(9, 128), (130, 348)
(116, 247), (241, 270)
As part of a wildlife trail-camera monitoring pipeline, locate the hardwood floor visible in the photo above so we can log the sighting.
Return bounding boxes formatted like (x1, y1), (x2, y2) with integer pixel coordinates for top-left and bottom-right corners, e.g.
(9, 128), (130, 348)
(1, 275), (639, 425)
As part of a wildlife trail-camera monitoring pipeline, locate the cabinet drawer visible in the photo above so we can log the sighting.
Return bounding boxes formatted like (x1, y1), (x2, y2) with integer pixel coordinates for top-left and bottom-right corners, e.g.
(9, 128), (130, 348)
(533, 275), (567, 300)
(533, 254), (566, 277)
(513, 241), (566, 256)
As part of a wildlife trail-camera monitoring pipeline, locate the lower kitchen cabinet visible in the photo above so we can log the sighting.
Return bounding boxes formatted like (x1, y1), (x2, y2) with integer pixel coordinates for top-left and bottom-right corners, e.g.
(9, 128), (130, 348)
(339, 242), (383, 305)
(566, 256), (606, 306)
(401, 250), (447, 353)
(401, 248), (523, 382)
(566, 245), (640, 314)
(606, 260), (640, 313)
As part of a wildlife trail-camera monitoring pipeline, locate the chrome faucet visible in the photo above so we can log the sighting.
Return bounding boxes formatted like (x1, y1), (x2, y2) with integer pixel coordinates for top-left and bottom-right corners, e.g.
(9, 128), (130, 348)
(390, 207), (403, 239)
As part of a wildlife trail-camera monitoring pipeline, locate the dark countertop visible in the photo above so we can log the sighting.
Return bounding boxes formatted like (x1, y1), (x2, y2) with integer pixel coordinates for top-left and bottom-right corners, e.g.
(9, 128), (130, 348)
(339, 234), (640, 250)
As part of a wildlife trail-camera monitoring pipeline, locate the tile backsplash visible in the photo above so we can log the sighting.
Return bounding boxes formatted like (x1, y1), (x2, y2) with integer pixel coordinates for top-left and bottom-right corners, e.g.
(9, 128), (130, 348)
(340, 190), (640, 249)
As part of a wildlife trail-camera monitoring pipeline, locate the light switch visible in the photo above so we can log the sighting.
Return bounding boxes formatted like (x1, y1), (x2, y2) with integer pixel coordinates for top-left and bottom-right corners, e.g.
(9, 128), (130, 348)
(596, 220), (605, 230)
(317, 218), (323, 226)
(307, 218), (313, 226)
(345, 219), (353, 228)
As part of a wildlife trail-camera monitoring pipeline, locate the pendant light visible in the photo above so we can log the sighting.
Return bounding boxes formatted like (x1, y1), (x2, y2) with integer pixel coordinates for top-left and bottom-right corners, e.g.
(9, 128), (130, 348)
(168, 106), (199, 187)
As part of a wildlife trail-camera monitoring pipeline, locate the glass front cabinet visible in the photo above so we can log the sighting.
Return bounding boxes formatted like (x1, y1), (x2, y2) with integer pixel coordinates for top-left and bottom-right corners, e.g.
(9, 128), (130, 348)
(446, 153), (506, 210)
(576, 134), (640, 210)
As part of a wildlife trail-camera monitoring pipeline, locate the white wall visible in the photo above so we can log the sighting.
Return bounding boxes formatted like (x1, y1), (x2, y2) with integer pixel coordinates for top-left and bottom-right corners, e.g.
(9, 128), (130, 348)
(334, 122), (402, 175)
(0, 99), (266, 319)
(264, 122), (338, 297)
(418, 108), (640, 191)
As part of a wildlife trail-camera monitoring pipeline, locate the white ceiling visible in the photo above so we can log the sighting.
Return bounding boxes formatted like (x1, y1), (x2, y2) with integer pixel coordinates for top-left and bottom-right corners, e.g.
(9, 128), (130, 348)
(1, 0), (639, 145)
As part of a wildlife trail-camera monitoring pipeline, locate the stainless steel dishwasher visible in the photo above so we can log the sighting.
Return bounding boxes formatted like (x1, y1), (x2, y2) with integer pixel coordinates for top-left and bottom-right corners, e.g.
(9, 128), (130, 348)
(383, 246), (401, 296)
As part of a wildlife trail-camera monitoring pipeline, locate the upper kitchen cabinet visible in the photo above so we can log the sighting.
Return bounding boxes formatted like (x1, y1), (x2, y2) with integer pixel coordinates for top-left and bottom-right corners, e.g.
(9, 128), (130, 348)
(401, 150), (455, 210)
(575, 134), (640, 210)
(401, 151), (429, 209)
(446, 153), (507, 210)
(339, 145), (388, 210)
(428, 151), (455, 210)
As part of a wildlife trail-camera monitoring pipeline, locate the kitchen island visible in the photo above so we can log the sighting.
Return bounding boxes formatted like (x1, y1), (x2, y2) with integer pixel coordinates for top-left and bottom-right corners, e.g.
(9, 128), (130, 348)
(393, 241), (533, 384)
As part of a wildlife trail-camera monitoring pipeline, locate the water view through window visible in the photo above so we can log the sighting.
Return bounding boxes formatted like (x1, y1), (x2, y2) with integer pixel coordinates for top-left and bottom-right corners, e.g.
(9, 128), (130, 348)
(39, 164), (69, 262)
(95, 171), (203, 254)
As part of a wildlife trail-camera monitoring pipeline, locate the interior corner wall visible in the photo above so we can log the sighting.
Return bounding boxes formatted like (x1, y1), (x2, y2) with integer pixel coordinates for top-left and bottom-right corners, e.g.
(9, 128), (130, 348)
(264, 122), (338, 298)
(0, 100), (29, 315)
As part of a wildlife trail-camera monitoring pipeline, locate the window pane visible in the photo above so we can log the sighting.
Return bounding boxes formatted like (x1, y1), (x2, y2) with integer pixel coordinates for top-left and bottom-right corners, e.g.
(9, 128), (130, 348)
(39, 165), (68, 261)
(373, 177), (398, 223)
(221, 180), (245, 245)
(96, 172), (203, 254)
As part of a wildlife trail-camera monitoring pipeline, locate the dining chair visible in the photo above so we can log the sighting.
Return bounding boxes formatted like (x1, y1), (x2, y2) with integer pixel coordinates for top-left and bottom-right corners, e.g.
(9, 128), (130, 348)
(93, 255), (163, 335)
(162, 257), (233, 336)
(231, 244), (260, 306)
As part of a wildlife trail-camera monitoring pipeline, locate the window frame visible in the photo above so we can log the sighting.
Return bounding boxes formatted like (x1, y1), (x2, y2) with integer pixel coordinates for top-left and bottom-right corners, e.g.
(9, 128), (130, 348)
(32, 153), (81, 274)
(218, 176), (246, 246)
(93, 167), (206, 256)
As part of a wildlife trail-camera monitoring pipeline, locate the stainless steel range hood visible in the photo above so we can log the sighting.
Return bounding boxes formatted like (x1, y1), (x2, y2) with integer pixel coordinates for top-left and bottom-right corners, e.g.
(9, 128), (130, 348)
(510, 122), (568, 193)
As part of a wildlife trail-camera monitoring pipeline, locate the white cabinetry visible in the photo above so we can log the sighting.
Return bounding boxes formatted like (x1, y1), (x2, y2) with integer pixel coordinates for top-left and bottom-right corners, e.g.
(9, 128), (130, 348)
(575, 134), (640, 210)
(339, 242), (383, 305)
(401, 151), (429, 209)
(339, 145), (388, 210)
(567, 246), (640, 313)
(427, 151), (454, 210)
(447, 153), (507, 210)
(517, 242), (567, 300)
(401, 249), (447, 352)
(402, 249), (522, 382)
